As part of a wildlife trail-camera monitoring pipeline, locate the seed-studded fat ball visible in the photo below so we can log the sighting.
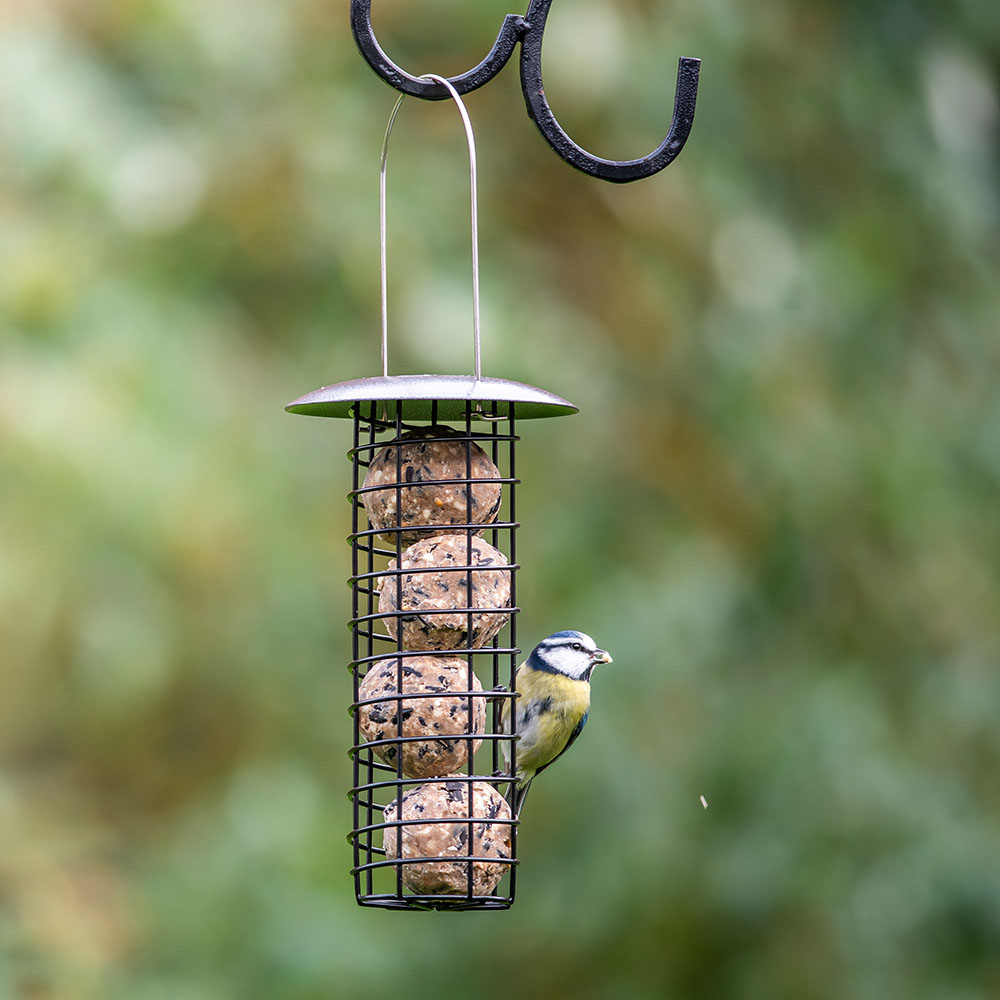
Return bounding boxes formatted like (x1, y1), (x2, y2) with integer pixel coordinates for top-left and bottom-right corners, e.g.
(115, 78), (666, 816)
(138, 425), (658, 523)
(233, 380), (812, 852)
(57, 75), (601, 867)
(361, 426), (502, 544)
(383, 780), (512, 896)
(378, 535), (511, 650)
(357, 655), (486, 778)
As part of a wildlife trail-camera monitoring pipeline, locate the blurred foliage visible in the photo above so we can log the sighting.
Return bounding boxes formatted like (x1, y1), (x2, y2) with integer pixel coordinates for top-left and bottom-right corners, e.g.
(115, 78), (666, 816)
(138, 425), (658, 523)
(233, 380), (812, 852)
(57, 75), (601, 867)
(2, 0), (1000, 997)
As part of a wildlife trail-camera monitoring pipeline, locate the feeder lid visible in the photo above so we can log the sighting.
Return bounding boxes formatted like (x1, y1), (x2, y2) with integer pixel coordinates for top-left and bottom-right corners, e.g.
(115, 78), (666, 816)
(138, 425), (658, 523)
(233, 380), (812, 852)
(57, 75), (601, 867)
(285, 374), (578, 420)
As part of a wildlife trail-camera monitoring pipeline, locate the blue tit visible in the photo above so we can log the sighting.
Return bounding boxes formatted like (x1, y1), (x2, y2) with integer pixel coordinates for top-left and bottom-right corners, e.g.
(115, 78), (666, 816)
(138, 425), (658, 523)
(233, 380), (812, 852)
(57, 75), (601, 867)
(501, 630), (613, 816)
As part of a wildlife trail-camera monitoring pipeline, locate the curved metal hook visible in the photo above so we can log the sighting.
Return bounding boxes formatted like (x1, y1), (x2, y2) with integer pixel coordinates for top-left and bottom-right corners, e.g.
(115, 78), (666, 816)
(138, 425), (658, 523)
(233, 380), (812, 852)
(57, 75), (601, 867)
(350, 0), (527, 99)
(519, 0), (700, 182)
(349, 0), (700, 181)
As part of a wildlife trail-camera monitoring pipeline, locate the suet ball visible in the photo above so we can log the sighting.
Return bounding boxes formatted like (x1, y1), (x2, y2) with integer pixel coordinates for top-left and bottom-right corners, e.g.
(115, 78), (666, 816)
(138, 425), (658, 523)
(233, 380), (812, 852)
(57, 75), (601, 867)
(383, 779), (512, 895)
(357, 655), (486, 778)
(362, 425), (501, 544)
(378, 534), (511, 650)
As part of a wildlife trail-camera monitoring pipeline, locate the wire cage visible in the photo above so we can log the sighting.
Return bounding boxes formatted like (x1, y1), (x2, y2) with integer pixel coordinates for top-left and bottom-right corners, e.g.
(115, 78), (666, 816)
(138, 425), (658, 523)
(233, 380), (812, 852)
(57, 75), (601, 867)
(286, 375), (576, 910)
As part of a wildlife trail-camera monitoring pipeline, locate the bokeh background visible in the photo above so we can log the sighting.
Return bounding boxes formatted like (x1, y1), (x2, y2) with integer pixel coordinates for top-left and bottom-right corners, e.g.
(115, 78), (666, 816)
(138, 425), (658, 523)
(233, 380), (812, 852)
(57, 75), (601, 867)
(2, 0), (999, 997)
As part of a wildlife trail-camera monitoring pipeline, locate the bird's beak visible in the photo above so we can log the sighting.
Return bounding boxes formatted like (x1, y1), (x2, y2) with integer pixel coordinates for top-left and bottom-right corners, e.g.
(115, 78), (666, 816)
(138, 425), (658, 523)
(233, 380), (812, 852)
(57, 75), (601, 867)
(593, 648), (612, 665)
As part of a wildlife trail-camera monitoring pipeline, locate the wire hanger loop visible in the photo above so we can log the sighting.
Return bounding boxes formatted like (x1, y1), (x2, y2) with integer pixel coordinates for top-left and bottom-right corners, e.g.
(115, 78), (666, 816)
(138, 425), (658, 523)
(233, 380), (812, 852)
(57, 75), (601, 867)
(379, 74), (483, 381)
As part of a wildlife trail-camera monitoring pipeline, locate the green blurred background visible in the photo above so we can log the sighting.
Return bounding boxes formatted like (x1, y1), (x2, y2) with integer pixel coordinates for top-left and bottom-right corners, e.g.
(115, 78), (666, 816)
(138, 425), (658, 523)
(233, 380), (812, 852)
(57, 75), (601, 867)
(2, 0), (999, 997)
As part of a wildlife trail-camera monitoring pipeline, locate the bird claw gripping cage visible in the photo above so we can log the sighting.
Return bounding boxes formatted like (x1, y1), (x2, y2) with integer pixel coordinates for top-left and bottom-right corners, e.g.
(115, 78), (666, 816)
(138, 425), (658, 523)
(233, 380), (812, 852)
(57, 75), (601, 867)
(287, 9), (699, 911)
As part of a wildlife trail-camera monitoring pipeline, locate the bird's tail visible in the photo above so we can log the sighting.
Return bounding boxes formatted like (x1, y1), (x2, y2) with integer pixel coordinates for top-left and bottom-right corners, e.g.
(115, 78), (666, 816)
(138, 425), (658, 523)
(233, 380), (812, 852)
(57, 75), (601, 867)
(509, 779), (533, 819)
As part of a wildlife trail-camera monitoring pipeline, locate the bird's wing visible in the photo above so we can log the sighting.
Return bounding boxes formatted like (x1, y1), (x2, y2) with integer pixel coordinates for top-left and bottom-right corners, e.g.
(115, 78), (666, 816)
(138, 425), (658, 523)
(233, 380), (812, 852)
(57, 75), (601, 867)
(499, 665), (521, 771)
(529, 709), (589, 781)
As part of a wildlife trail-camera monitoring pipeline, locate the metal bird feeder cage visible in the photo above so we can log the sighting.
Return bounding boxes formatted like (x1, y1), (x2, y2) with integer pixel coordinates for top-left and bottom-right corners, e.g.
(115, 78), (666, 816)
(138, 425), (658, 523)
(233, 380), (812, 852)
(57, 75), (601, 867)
(286, 2), (699, 911)
(289, 377), (575, 910)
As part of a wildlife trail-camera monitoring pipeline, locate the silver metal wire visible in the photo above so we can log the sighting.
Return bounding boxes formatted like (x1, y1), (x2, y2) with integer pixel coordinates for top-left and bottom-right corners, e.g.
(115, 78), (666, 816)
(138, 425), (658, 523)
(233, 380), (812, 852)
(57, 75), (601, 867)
(379, 73), (482, 381)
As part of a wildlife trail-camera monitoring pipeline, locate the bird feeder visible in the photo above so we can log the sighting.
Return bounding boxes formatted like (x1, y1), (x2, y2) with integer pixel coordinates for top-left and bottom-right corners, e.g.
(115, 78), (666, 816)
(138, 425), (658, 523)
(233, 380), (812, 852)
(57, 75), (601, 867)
(287, 2), (699, 911)
(289, 376), (574, 910)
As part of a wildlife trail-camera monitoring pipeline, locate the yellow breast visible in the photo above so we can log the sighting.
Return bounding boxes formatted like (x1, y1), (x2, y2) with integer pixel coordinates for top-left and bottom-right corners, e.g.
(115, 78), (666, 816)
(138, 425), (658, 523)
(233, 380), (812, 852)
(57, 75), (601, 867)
(506, 666), (591, 778)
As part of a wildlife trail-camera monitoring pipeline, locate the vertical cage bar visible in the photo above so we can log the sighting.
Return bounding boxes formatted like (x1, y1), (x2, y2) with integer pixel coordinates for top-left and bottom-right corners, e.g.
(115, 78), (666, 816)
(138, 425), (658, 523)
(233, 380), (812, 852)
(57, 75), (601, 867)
(392, 401), (405, 900)
(364, 401), (379, 899)
(507, 402), (521, 903)
(463, 401), (475, 899)
(350, 406), (362, 902)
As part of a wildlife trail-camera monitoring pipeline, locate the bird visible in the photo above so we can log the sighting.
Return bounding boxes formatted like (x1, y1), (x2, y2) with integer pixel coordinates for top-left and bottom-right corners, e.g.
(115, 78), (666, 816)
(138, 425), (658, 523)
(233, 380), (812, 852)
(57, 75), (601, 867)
(501, 630), (613, 817)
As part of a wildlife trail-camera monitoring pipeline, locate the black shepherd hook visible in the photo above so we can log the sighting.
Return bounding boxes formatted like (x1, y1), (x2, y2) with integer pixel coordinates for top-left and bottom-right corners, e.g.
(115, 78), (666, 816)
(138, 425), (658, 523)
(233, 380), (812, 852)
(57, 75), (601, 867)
(349, 0), (700, 183)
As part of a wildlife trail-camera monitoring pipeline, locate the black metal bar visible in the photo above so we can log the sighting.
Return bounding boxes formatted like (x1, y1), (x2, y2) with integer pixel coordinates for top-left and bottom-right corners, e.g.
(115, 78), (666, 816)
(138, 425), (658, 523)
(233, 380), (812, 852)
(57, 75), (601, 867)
(507, 400), (518, 903)
(352, 773), (516, 795)
(350, 407), (362, 902)
(351, 481), (518, 504)
(489, 420), (501, 782)
(350, 1), (528, 99)
(519, 3), (700, 182)
(350, 732), (515, 761)
(351, 559), (518, 583)
(392, 402), (405, 901)
(349, 0), (699, 183)
(350, 646), (522, 670)
(354, 849), (517, 871)
(356, 894), (515, 913)
(362, 402), (378, 899)
(464, 402), (475, 898)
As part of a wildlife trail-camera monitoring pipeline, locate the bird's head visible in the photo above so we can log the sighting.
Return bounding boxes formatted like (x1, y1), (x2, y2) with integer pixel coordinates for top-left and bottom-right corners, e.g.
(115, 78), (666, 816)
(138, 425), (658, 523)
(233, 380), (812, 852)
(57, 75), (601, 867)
(526, 630), (613, 681)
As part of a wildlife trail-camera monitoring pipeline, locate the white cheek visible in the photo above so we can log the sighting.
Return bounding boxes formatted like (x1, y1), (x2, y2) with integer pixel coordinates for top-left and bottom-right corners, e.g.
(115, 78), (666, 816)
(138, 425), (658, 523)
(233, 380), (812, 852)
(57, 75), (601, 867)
(550, 648), (590, 679)
(550, 648), (575, 674)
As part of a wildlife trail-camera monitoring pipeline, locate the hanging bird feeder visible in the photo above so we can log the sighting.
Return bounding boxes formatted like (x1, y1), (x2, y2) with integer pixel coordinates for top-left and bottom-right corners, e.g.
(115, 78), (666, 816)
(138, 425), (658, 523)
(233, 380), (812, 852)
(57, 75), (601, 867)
(287, 4), (700, 912)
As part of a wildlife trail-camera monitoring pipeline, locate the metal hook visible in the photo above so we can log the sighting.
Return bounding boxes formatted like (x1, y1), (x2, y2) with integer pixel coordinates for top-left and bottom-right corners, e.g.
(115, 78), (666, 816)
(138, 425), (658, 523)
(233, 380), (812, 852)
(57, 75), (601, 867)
(350, 1), (528, 100)
(349, 0), (699, 183)
(520, 1), (700, 183)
